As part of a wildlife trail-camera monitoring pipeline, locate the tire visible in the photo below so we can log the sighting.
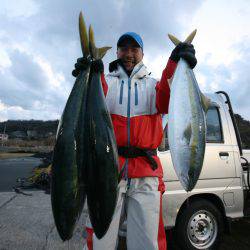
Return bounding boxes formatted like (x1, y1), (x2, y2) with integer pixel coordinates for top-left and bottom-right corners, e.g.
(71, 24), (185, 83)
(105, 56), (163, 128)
(174, 199), (224, 250)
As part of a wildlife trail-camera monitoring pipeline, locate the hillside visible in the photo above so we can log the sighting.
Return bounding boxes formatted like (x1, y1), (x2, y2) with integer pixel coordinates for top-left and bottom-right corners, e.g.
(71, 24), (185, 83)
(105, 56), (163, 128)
(0, 120), (58, 134)
(0, 114), (250, 148)
(0, 120), (58, 139)
(234, 114), (250, 149)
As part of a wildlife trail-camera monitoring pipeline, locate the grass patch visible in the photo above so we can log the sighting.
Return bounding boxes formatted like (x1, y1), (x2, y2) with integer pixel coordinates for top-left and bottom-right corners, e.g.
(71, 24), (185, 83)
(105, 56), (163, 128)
(0, 152), (34, 159)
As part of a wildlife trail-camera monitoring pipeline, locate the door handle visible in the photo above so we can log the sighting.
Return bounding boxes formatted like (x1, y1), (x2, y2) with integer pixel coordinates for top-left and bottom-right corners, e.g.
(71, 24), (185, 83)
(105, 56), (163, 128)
(219, 152), (229, 157)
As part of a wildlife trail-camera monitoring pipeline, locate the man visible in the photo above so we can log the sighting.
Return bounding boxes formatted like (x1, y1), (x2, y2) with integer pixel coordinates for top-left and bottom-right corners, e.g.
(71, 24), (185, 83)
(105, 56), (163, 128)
(73, 32), (196, 250)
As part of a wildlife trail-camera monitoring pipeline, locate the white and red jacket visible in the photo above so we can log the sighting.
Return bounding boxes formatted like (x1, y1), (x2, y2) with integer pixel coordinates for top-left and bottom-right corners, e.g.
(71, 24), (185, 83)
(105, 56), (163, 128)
(101, 59), (177, 181)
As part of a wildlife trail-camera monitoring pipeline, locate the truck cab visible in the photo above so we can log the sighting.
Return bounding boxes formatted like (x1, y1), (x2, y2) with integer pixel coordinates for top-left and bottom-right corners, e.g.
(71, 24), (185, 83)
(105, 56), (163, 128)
(158, 91), (250, 249)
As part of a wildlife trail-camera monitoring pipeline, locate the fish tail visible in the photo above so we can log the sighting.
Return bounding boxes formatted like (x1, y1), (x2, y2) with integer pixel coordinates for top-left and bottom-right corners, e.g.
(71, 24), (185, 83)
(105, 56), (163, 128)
(89, 25), (111, 60)
(184, 29), (197, 44)
(168, 34), (181, 46)
(168, 29), (197, 46)
(79, 12), (89, 57)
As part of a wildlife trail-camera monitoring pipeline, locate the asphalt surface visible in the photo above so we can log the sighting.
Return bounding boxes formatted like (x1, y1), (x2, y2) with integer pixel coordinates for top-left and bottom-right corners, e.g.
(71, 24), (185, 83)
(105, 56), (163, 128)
(0, 156), (250, 249)
(0, 157), (42, 191)
(0, 191), (86, 249)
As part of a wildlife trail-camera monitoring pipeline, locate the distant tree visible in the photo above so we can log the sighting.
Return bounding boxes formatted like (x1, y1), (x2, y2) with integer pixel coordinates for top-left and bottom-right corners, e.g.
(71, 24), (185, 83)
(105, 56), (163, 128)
(234, 114), (250, 149)
(0, 114), (250, 148)
(0, 120), (59, 139)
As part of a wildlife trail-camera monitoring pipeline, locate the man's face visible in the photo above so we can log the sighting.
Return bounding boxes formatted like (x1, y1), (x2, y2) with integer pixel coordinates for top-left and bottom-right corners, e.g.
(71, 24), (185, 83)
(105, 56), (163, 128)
(117, 39), (143, 72)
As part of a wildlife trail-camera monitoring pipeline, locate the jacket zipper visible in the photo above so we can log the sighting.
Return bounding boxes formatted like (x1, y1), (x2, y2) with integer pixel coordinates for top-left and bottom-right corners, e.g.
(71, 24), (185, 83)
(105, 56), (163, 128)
(134, 82), (138, 105)
(124, 78), (131, 180)
(119, 80), (124, 104)
(124, 64), (144, 180)
(127, 64), (144, 147)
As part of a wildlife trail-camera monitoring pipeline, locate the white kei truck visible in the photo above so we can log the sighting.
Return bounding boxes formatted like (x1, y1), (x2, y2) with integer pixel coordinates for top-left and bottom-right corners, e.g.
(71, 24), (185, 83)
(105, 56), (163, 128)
(156, 91), (250, 249)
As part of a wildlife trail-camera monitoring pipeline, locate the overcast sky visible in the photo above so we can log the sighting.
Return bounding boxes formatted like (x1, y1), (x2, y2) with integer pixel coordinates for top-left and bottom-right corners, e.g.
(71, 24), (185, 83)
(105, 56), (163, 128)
(0, 0), (249, 121)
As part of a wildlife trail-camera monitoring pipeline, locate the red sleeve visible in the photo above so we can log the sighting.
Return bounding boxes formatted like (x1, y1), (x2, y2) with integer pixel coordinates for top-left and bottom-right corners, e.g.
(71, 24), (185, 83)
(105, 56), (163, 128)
(101, 73), (108, 97)
(155, 59), (177, 114)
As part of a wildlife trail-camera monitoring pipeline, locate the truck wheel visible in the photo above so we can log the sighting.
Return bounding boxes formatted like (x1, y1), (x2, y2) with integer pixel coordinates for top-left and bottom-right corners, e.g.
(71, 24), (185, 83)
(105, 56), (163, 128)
(175, 199), (224, 250)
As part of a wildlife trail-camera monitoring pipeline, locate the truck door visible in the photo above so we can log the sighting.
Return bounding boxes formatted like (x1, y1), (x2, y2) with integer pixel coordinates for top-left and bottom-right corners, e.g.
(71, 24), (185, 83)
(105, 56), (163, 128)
(199, 106), (236, 181)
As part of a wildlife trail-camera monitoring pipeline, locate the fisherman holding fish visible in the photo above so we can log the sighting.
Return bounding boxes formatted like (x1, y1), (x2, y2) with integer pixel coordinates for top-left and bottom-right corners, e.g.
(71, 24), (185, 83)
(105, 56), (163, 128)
(72, 32), (197, 250)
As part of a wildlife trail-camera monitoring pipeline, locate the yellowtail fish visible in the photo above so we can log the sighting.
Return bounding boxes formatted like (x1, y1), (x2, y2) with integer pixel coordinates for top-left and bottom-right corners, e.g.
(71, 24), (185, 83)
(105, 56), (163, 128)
(51, 12), (90, 241)
(168, 30), (210, 192)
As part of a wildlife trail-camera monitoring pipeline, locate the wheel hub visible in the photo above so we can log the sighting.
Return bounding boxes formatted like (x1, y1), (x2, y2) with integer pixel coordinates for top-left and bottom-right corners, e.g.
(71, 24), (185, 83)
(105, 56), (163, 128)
(194, 218), (210, 239)
(187, 210), (218, 249)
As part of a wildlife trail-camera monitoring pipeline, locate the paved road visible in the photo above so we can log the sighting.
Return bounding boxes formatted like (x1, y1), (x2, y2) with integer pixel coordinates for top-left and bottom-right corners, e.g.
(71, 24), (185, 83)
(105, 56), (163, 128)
(0, 157), (42, 192)
(0, 156), (86, 249)
(0, 191), (86, 250)
(1, 157), (250, 249)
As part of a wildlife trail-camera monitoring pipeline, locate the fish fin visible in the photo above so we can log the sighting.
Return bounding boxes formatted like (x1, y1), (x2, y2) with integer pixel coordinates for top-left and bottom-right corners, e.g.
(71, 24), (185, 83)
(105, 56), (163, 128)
(98, 46), (113, 59)
(168, 29), (197, 46)
(184, 29), (197, 44)
(89, 25), (111, 60)
(79, 12), (89, 57)
(184, 123), (192, 143)
(168, 33), (181, 46)
(200, 93), (211, 113)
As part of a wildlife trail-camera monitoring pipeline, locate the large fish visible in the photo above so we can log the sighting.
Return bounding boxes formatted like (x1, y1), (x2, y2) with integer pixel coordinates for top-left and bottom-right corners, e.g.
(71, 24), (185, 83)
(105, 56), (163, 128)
(84, 26), (119, 239)
(167, 30), (210, 192)
(51, 12), (90, 241)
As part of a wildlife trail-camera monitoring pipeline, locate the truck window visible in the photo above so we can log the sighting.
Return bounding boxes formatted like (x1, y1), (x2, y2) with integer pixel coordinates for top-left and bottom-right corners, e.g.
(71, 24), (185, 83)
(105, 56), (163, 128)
(158, 107), (223, 151)
(206, 107), (223, 143)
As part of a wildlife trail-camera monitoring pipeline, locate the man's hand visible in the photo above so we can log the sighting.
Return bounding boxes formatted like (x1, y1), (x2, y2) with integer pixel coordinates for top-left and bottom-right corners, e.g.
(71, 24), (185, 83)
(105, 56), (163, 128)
(72, 57), (91, 77)
(170, 42), (197, 69)
(72, 57), (104, 77)
(91, 59), (104, 73)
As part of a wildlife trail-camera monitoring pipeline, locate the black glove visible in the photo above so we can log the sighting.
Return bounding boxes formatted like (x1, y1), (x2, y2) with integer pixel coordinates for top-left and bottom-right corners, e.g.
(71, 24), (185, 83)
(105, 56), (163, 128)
(72, 57), (91, 77)
(170, 42), (197, 69)
(72, 57), (104, 77)
(91, 59), (104, 73)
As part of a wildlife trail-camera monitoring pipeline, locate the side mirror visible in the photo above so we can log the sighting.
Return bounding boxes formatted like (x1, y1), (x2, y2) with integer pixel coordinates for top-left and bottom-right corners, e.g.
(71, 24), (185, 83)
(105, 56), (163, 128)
(241, 156), (249, 171)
